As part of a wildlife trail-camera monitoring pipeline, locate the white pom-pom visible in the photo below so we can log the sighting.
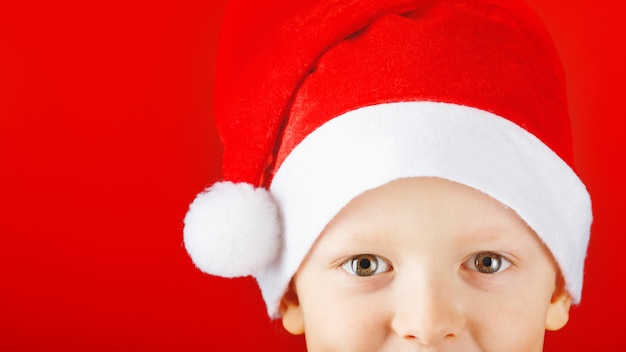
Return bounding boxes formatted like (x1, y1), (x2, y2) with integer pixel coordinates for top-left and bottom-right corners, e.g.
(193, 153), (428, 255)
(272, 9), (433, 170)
(183, 181), (281, 278)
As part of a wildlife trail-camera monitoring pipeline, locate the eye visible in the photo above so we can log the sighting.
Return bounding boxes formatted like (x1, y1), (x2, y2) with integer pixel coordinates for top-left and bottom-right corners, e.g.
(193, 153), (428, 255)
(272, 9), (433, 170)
(466, 252), (511, 274)
(341, 254), (391, 276)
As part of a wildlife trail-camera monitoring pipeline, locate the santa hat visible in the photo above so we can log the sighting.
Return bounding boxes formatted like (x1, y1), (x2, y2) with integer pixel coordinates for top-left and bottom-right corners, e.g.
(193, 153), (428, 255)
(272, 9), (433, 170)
(184, 0), (592, 318)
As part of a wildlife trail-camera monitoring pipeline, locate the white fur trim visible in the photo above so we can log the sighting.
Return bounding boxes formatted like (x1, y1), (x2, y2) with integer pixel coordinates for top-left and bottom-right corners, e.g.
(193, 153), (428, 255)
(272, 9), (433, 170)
(259, 101), (591, 318)
(183, 181), (281, 278)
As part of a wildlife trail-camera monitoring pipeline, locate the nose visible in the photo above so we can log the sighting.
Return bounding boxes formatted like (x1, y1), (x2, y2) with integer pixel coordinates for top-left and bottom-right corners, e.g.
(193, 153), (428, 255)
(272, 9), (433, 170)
(390, 271), (465, 346)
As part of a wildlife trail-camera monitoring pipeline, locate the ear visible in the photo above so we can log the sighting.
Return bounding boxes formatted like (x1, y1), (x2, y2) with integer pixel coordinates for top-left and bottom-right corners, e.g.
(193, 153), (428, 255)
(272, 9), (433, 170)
(545, 291), (571, 331)
(279, 283), (305, 335)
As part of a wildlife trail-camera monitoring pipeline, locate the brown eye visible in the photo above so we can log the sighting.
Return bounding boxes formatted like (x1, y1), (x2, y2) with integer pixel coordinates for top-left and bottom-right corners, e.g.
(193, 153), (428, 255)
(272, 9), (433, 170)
(341, 254), (391, 276)
(473, 252), (509, 274)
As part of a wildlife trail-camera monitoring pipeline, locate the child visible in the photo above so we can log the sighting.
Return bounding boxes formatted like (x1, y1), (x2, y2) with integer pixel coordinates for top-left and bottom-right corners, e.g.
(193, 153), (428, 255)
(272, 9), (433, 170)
(184, 0), (592, 350)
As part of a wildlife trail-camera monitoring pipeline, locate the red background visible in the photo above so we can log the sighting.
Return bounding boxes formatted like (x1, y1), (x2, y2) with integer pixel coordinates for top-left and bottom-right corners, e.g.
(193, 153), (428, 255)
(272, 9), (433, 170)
(1, 0), (624, 350)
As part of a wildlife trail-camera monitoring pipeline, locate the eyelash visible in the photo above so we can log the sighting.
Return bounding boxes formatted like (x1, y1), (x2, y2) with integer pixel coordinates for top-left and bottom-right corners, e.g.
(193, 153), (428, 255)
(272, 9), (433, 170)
(339, 251), (511, 277)
(341, 254), (392, 277)
(464, 251), (512, 274)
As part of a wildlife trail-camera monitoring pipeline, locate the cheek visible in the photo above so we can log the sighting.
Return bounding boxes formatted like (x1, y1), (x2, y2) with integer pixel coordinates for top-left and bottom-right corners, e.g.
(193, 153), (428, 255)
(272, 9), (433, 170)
(465, 261), (557, 318)
(463, 286), (552, 350)
(297, 279), (391, 349)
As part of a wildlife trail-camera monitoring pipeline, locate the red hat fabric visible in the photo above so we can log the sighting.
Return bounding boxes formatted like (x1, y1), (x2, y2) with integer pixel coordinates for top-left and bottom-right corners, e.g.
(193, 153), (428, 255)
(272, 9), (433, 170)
(184, 0), (592, 318)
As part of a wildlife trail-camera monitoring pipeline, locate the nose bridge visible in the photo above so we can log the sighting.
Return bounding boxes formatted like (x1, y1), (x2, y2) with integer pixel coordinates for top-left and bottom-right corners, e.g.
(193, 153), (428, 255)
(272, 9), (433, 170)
(390, 265), (465, 345)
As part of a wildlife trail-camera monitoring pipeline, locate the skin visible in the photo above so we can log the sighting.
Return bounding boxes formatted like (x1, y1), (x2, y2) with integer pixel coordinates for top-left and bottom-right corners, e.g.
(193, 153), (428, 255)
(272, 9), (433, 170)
(281, 177), (571, 352)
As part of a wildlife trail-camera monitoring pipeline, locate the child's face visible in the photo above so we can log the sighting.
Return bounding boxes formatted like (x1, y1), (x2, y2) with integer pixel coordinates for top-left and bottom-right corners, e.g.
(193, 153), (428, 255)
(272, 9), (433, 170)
(281, 177), (571, 351)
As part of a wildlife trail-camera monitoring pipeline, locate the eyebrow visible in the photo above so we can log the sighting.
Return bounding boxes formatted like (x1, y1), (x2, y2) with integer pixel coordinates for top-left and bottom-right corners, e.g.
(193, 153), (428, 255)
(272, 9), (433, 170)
(318, 228), (386, 250)
(326, 224), (534, 249)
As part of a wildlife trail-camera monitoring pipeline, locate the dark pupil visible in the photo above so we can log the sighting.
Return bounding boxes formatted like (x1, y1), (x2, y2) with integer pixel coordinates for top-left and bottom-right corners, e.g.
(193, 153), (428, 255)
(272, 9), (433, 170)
(481, 257), (492, 267)
(359, 258), (371, 269)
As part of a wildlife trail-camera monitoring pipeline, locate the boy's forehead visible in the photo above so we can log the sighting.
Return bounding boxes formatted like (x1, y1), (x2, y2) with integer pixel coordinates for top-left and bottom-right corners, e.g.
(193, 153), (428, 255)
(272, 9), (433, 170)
(317, 177), (534, 247)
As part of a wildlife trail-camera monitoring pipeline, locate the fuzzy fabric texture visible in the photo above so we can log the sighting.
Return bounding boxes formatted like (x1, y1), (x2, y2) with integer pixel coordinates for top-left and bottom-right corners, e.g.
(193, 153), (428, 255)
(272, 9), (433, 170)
(183, 182), (281, 278)
(215, 0), (572, 186)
